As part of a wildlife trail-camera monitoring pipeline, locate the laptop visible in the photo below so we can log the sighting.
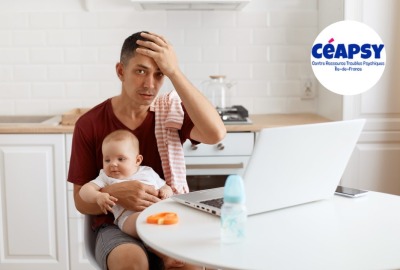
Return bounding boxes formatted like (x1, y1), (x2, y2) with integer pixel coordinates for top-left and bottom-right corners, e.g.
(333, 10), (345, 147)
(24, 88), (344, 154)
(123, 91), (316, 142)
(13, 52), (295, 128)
(172, 119), (366, 216)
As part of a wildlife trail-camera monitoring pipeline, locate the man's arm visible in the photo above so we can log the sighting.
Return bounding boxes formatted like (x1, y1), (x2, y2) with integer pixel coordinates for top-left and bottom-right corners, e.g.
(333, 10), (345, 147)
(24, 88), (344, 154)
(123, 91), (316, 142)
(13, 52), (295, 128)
(169, 70), (226, 144)
(74, 181), (161, 215)
(136, 32), (226, 144)
(102, 181), (161, 212)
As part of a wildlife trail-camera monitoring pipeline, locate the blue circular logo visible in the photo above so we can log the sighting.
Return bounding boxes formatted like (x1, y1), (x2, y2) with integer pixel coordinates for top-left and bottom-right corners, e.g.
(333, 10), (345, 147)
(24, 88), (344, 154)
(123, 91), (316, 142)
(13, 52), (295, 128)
(311, 20), (386, 95)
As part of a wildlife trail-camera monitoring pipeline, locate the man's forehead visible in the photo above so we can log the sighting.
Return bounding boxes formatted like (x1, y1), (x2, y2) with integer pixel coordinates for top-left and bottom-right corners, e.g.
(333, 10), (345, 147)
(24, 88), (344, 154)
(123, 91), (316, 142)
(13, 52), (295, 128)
(128, 54), (160, 70)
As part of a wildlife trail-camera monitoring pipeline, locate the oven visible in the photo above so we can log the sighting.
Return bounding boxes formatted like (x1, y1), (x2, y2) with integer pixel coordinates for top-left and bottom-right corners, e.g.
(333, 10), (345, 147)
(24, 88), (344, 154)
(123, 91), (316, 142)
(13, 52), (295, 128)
(184, 132), (255, 191)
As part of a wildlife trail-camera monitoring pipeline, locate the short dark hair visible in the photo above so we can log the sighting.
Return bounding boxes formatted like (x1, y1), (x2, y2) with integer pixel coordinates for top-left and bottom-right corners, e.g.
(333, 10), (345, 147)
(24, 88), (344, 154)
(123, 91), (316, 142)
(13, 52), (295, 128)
(120, 31), (150, 65)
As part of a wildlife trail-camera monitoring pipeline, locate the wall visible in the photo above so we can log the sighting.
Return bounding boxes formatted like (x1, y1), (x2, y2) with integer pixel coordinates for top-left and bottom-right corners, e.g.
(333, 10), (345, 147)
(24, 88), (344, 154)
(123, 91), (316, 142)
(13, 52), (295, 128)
(0, 0), (319, 115)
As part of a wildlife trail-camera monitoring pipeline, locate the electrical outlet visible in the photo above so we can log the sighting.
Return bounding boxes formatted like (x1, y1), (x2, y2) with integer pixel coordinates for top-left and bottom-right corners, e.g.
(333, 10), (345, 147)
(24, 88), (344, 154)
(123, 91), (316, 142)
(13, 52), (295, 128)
(300, 79), (315, 100)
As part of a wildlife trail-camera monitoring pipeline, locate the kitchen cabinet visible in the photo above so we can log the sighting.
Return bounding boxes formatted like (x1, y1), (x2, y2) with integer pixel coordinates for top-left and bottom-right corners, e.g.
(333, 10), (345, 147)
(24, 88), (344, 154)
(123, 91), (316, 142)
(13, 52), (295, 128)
(318, 0), (400, 195)
(0, 134), (68, 270)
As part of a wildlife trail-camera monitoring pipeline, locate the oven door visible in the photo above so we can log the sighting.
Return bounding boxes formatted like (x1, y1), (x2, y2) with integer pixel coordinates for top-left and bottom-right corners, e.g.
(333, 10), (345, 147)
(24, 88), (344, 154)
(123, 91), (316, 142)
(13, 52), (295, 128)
(184, 132), (254, 191)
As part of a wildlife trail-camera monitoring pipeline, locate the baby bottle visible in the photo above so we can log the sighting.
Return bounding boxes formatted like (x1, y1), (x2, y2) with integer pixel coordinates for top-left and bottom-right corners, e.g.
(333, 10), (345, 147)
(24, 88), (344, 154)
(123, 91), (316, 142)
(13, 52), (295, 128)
(220, 174), (247, 244)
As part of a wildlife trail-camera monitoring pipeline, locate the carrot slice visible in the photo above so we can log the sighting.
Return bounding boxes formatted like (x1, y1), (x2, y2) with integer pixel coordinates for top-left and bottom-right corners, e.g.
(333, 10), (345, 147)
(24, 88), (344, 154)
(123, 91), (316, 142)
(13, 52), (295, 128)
(146, 212), (179, 225)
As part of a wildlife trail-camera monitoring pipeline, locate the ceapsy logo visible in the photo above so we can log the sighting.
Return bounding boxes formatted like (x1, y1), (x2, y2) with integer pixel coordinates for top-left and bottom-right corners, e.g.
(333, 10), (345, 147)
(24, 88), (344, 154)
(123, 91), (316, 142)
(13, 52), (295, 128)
(312, 39), (384, 59)
(311, 21), (386, 95)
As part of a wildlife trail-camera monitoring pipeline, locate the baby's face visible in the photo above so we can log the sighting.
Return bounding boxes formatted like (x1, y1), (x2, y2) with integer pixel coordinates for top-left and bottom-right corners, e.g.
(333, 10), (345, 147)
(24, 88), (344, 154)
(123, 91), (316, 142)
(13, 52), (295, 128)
(102, 139), (140, 179)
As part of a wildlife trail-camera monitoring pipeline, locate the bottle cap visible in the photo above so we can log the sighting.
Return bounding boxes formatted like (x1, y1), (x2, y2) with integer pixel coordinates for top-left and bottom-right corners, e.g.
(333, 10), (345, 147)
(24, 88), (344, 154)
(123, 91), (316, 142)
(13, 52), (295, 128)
(223, 175), (245, 203)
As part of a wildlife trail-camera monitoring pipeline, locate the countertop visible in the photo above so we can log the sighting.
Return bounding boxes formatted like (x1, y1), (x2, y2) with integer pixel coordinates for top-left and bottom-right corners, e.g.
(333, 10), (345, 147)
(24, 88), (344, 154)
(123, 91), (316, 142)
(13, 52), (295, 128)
(0, 113), (330, 134)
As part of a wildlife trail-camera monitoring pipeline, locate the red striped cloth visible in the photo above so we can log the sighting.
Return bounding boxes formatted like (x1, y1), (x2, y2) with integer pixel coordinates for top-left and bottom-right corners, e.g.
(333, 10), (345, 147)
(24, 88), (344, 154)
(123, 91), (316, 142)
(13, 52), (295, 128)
(151, 91), (189, 194)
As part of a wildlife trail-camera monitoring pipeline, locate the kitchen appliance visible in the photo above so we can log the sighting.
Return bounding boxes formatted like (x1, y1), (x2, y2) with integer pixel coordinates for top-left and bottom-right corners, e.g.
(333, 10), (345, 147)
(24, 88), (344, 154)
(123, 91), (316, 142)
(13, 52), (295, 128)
(202, 75), (251, 124)
(202, 75), (234, 109)
(174, 119), (366, 216)
(218, 105), (252, 125)
(184, 132), (254, 191)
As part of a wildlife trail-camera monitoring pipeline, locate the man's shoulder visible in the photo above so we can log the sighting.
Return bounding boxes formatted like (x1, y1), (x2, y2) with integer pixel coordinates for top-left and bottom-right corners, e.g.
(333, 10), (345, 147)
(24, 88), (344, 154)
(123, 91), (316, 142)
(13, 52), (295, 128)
(76, 99), (110, 126)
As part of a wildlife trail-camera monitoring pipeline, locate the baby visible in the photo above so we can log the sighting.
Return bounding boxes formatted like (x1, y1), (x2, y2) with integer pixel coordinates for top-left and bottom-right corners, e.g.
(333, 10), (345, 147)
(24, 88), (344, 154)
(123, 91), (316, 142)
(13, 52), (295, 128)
(79, 129), (184, 269)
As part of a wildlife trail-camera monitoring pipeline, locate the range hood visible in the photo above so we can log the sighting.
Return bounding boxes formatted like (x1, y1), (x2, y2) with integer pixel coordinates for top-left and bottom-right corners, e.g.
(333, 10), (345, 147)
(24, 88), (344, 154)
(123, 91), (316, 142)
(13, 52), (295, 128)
(131, 0), (250, 10)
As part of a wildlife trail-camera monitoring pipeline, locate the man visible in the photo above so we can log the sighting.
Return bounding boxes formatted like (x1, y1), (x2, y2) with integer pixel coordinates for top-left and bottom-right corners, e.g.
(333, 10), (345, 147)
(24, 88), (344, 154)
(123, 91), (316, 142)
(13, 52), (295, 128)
(68, 31), (226, 270)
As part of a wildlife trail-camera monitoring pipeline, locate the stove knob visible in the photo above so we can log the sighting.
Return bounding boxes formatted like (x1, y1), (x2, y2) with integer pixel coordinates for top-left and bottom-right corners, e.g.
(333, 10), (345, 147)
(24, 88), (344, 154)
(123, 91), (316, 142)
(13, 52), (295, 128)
(217, 143), (225, 150)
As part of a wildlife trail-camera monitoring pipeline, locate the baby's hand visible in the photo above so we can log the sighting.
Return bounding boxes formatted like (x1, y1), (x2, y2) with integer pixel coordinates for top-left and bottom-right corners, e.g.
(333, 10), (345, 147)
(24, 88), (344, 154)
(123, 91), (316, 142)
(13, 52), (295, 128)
(96, 193), (118, 214)
(158, 185), (173, 199)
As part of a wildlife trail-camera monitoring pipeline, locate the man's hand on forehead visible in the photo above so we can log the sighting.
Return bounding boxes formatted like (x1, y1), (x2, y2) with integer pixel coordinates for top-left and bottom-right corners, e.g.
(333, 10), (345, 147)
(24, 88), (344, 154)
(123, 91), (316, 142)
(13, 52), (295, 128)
(135, 32), (179, 78)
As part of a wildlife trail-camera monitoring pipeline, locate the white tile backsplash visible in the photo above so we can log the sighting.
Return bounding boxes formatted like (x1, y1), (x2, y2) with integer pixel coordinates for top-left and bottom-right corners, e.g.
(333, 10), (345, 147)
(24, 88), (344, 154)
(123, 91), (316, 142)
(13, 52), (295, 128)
(268, 11), (318, 27)
(65, 47), (98, 64)
(237, 11), (268, 27)
(13, 30), (46, 46)
(66, 82), (99, 98)
(14, 66), (47, 81)
(184, 28), (219, 45)
(47, 30), (81, 46)
(29, 12), (63, 28)
(63, 12), (98, 28)
(237, 46), (268, 62)
(0, 31), (12, 46)
(30, 48), (64, 64)
(0, 49), (29, 64)
(219, 28), (253, 45)
(202, 11), (236, 28)
(32, 83), (65, 99)
(0, 67), (13, 81)
(202, 46), (236, 63)
(167, 11), (202, 28)
(0, 0), (319, 115)
(16, 100), (49, 114)
(47, 65), (81, 81)
(0, 83), (31, 98)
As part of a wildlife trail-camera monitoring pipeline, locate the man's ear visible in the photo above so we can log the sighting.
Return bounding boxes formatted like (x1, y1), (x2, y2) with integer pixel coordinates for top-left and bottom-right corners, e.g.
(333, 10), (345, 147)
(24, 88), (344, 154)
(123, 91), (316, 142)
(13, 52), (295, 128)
(135, 154), (143, 165)
(116, 62), (124, 81)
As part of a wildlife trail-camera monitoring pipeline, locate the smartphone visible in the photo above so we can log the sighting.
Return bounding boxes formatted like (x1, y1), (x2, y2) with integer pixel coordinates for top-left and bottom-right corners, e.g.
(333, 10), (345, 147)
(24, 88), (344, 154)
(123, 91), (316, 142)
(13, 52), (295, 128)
(335, 186), (368, 198)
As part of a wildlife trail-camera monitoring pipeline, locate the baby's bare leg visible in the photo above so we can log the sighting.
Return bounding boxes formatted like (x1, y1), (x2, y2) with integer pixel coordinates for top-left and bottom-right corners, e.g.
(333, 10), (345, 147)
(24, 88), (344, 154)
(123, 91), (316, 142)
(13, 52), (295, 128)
(121, 212), (140, 238)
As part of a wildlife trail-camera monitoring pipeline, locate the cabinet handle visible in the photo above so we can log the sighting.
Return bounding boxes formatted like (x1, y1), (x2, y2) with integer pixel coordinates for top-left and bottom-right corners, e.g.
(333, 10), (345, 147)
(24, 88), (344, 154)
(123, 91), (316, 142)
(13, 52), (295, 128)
(190, 144), (198, 150)
(217, 143), (225, 150)
(186, 163), (244, 170)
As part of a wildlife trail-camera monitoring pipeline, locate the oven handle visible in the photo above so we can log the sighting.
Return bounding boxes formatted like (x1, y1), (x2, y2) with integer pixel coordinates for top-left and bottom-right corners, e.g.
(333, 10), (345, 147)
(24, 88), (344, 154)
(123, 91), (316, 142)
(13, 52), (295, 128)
(186, 163), (244, 170)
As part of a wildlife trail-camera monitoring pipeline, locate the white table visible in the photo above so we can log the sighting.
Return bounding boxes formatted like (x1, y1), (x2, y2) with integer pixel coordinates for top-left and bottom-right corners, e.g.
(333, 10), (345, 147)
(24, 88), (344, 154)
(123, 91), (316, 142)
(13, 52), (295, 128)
(137, 192), (400, 270)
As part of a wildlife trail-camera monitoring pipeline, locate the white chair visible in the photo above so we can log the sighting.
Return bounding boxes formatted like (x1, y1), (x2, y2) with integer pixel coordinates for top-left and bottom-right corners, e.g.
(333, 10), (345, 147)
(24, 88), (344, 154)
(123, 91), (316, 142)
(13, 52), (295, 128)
(84, 215), (101, 270)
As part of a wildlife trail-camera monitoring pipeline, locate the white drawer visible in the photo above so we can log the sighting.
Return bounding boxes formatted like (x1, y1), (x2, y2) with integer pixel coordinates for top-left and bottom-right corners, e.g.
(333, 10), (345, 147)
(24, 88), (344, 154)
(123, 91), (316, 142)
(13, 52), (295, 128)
(184, 132), (254, 156)
(186, 156), (250, 176)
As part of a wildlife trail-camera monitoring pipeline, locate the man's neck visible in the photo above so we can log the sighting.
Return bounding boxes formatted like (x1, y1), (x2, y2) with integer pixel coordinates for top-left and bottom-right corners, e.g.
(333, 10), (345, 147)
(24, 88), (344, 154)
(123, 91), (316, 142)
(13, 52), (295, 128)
(111, 96), (150, 130)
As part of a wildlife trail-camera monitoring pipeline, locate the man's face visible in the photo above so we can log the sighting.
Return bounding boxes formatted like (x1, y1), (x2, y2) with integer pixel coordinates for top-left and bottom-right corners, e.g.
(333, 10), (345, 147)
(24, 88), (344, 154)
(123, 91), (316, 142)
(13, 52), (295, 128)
(117, 53), (165, 106)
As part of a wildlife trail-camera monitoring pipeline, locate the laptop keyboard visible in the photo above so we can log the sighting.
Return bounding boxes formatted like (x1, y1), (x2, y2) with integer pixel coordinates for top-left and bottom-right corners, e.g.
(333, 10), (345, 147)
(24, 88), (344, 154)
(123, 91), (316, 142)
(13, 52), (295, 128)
(200, 198), (224, 209)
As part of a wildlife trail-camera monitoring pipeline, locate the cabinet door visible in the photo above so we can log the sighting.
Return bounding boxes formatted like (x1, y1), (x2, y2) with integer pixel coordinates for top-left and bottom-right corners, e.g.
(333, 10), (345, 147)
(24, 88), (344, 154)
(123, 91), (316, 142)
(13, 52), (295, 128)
(0, 134), (68, 270)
